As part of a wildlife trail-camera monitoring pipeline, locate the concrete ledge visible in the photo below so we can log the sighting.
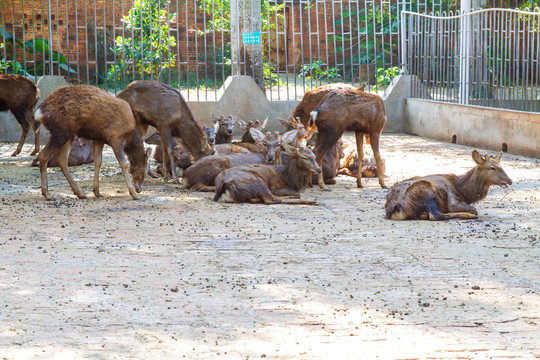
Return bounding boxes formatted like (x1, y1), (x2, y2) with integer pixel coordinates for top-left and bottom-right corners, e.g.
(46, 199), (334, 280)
(405, 98), (540, 158)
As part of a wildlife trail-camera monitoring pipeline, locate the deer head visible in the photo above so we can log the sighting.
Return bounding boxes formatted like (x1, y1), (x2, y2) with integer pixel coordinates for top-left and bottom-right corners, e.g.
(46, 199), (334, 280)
(250, 129), (297, 164)
(282, 143), (322, 175)
(211, 113), (237, 136)
(472, 150), (512, 189)
(203, 125), (216, 146)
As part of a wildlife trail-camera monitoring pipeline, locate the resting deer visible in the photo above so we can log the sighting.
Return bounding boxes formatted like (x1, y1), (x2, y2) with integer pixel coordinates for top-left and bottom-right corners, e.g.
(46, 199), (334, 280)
(278, 116), (312, 146)
(214, 144), (321, 205)
(236, 118), (268, 143)
(36, 85), (148, 200)
(183, 130), (297, 192)
(384, 150), (512, 220)
(310, 88), (387, 190)
(212, 114), (238, 144)
(339, 143), (386, 179)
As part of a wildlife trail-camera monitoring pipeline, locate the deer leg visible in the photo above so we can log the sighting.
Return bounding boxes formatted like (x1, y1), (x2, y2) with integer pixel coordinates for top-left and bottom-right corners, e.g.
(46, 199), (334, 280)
(313, 132), (341, 191)
(354, 131), (365, 188)
(92, 142), (105, 198)
(11, 109), (30, 157)
(190, 183), (216, 192)
(441, 212), (479, 220)
(56, 139), (86, 199)
(368, 132), (387, 188)
(29, 111), (40, 156)
(160, 129), (179, 184)
(110, 141), (140, 200)
(448, 201), (478, 215)
(38, 142), (63, 200)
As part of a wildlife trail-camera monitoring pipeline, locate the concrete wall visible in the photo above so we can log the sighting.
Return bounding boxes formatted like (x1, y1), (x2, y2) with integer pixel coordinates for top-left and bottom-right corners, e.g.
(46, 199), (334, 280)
(405, 98), (540, 158)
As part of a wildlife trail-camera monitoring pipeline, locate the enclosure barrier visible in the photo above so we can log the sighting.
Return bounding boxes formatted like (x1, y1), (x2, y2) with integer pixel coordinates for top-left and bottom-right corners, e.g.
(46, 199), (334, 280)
(401, 8), (540, 113)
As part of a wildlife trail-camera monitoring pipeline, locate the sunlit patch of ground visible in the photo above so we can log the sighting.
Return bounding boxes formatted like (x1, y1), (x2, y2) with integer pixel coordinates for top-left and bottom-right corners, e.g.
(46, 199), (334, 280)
(0, 134), (538, 359)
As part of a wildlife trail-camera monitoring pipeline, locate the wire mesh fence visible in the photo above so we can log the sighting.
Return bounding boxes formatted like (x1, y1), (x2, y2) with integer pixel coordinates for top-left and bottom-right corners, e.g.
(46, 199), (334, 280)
(401, 7), (540, 112)
(1, 0), (537, 110)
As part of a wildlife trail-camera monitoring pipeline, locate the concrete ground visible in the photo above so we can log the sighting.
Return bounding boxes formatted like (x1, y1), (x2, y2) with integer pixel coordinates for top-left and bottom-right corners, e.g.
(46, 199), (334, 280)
(0, 134), (538, 359)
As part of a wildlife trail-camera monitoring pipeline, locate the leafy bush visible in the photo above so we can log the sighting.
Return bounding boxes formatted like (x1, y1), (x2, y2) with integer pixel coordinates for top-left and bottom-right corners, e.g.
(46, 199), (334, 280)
(298, 61), (341, 82)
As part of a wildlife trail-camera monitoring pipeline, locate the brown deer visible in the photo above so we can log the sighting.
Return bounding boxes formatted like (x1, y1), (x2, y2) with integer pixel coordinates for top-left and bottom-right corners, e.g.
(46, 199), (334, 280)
(237, 118), (268, 143)
(31, 136), (94, 167)
(291, 83), (361, 129)
(310, 88), (387, 190)
(183, 130), (297, 192)
(305, 132), (344, 185)
(212, 114), (238, 144)
(278, 116), (312, 146)
(0, 74), (41, 156)
(385, 150), (512, 220)
(35, 85), (148, 200)
(213, 144), (321, 205)
(339, 142), (386, 179)
(117, 80), (214, 184)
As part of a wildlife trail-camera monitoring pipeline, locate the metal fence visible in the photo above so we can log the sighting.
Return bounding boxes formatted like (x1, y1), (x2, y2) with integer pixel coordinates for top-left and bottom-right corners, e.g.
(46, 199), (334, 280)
(401, 8), (540, 112)
(1, 0), (536, 108)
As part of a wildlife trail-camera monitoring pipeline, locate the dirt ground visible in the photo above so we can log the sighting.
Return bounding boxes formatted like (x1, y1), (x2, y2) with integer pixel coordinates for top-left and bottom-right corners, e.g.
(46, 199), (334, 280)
(0, 133), (538, 360)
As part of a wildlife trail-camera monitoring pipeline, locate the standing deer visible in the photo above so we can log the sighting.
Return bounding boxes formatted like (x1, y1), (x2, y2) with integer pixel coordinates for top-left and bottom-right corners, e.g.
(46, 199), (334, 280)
(0, 74), (41, 156)
(117, 80), (214, 184)
(213, 144), (321, 205)
(183, 130), (297, 192)
(35, 85), (148, 200)
(310, 88), (387, 190)
(385, 150), (512, 220)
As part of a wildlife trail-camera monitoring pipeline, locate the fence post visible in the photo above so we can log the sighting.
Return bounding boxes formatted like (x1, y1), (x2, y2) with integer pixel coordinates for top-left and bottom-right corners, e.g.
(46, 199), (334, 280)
(230, 0), (265, 92)
(459, 1), (471, 105)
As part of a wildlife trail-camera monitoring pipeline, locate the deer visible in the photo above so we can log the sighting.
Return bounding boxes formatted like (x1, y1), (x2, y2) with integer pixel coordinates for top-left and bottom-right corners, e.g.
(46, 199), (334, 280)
(339, 142), (386, 179)
(236, 118), (268, 143)
(117, 80), (214, 184)
(278, 116), (312, 146)
(310, 88), (387, 190)
(0, 74), (41, 156)
(385, 150), (512, 220)
(290, 83), (362, 129)
(31, 136), (94, 167)
(35, 85), (148, 200)
(213, 144), (321, 205)
(305, 132), (344, 185)
(212, 113), (239, 144)
(182, 130), (297, 192)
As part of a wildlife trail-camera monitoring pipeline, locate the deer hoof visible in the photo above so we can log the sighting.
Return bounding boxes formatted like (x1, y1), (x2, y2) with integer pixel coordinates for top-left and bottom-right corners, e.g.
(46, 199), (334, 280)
(30, 150), (39, 156)
(94, 193), (103, 198)
(11, 151), (20, 157)
(132, 195), (142, 201)
(76, 193), (87, 199)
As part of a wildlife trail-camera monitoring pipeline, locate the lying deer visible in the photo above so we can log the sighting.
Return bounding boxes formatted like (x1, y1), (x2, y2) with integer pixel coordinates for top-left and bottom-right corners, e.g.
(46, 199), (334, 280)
(117, 80), (213, 184)
(310, 88), (387, 190)
(0, 74), (41, 156)
(385, 150), (512, 220)
(278, 116), (311, 146)
(236, 118), (268, 143)
(183, 130), (297, 192)
(31, 136), (94, 167)
(36, 85), (148, 200)
(214, 144), (321, 205)
(339, 142), (386, 179)
(212, 114), (239, 144)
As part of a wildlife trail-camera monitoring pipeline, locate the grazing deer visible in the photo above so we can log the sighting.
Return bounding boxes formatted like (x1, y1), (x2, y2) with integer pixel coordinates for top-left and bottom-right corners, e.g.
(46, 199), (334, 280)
(183, 130), (297, 192)
(35, 85), (148, 200)
(339, 143), (386, 179)
(385, 150), (512, 220)
(310, 88), (387, 190)
(117, 80), (213, 184)
(0, 74), (41, 156)
(212, 114), (238, 144)
(213, 144), (321, 205)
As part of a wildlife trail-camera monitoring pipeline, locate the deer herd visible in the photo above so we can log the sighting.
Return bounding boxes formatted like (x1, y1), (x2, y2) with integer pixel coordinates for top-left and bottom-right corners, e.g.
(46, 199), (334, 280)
(1, 74), (513, 220)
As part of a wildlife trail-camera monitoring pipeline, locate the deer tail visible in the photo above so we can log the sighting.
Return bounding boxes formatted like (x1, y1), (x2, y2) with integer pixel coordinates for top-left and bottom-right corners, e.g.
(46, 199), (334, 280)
(213, 181), (225, 202)
(309, 110), (318, 127)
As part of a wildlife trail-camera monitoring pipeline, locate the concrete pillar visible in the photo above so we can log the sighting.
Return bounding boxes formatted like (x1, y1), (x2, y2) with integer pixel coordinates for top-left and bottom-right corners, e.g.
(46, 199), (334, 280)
(230, 0), (265, 92)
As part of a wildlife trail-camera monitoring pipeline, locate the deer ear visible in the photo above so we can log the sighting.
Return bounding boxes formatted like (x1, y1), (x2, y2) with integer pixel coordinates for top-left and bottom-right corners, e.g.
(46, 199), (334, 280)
(493, 151), (502, 163)
(281, 130), (298, 144)
(211, 113), (219, 123)
(260, 117), (268, 129)
(282, 143), (297, 155)
(237, 119), (246, 129)
(249, 128), (265, 143)
(471, 150), (484, 165)
(278, 118), (288, 127)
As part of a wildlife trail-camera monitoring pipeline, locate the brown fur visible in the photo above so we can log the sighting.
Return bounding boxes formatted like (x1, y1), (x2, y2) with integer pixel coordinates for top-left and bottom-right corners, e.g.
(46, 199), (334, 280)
(291, 83), (357, 129)
(311, 88), (387, 190)
(279, 116), (312, 147)
(117, 80), (213, 183)
(385, 151), (512, 220)
(36, 85), (147, 200)
(31, 136), (94, 167)
(212, 114), (238, 144)
(213, 145), (321, 205)
(305, 132), (344, 185)
(0, 74), (41, 156)
(237, 118), (267, 143)
(339, 143), (386, 178)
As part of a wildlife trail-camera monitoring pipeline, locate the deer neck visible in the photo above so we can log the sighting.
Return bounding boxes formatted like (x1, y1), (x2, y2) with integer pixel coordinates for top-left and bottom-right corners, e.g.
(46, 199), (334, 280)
(216, 133), (232, 144)
(456, 166), (490, 204)
(279, 156), (311, 191)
